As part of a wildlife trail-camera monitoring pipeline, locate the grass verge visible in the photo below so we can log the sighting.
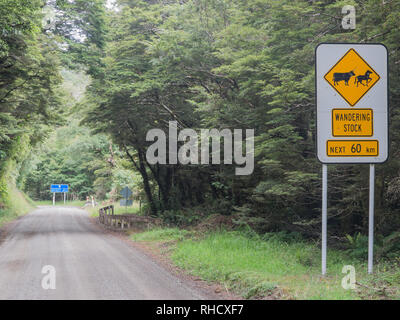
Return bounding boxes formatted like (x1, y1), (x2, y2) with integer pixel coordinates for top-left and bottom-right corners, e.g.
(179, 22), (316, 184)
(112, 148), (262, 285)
(35, 200), (86, 207)
(88, 201), (141, 217)
(132, 228), (193, 242)
(131, 228), (400, 300)
(35, 200), (141, 217)
(34, 200), (141, 217)
(0, 183), (35, 227)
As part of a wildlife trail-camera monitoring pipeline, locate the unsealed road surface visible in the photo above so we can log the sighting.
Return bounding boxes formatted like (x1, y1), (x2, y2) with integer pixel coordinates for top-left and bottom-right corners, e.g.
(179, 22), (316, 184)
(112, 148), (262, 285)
(0, 207), (206, 300)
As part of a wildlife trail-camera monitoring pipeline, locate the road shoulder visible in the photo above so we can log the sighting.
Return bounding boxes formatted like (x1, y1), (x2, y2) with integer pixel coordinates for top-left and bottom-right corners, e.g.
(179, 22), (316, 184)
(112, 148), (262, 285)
(89, 216), (241, 300)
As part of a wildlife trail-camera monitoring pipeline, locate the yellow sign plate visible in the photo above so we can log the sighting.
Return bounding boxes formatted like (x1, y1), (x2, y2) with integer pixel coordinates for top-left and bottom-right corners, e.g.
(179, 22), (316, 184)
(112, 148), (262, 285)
(332, 109), (373, 137)
(327, 140), (378, 157)
(324, 49), (380, 106)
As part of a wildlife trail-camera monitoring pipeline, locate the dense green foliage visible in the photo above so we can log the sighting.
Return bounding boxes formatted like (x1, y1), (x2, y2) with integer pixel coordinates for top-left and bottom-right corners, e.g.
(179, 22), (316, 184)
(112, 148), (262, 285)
(24, 115), (140, 201)
(1, 0), (400, 252)
(78, 0), (400, 244)
(0, 0), (62, 208)
(20, 67), (141, 201)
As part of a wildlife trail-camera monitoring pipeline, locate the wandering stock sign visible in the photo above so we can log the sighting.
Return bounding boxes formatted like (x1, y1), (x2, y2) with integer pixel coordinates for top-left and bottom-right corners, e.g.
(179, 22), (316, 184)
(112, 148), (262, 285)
(315, 43), (389, 276)
(316, 43), (388, 163)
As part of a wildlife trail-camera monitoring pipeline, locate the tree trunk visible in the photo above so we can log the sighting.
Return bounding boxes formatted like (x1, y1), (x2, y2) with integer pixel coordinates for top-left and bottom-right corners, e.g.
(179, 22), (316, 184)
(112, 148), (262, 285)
(124, 145), (157, 215)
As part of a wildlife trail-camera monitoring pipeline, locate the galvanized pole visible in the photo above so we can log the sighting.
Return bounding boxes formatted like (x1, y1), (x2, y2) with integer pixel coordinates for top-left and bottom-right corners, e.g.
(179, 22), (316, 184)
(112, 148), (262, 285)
(322, 164), (328, 275)
(53, 192), (55, 206)
(64, 192), (66, 204)
(368, 164), (375, 274)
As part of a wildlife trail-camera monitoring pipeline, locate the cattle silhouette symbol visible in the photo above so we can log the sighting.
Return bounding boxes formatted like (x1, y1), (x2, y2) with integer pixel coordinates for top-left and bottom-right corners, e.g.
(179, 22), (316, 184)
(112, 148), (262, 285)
(324, 48), (381, 106)
(355, 70), (373, 87)
(333, 69), (374, 88)
(333, 71), (355, 86)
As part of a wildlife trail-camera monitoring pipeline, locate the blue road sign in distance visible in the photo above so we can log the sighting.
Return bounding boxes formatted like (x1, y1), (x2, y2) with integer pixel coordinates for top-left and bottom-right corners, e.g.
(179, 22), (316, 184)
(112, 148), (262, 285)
(50, 184), (69, 193)
(120, 187), (132, 199)
(120, 199), (133, 207)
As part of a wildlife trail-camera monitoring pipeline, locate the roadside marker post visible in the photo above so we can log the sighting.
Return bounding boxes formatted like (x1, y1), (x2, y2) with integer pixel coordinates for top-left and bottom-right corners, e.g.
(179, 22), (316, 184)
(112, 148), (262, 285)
(322, 164), (328, 276)
(368, 164), (375, 274)
(316, 43), (388, 275)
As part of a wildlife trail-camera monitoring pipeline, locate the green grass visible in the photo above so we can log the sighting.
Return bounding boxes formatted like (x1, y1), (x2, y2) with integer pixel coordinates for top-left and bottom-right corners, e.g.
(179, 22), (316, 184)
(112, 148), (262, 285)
(132, 228), (193, 242)
(0, 183), (35, 227)
(172, 231), (359, 299)
(131, 228), (400, 300)
(35, 200), (86, 207)
(35, 200), (141, 217)
(88, 201), (141, 217)
(35, 199), (142, 217)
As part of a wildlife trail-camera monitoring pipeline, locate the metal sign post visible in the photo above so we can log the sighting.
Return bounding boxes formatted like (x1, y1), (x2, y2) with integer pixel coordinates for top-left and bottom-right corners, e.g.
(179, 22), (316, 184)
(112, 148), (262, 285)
(316, 43), (388, 275)
(322, 164), (328, 276)
(368, 164), (375, 274)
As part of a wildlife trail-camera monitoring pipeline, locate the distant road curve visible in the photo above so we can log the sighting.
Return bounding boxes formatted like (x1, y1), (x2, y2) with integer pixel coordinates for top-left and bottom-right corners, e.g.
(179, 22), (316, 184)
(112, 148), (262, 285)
(0, 206), (206, 300)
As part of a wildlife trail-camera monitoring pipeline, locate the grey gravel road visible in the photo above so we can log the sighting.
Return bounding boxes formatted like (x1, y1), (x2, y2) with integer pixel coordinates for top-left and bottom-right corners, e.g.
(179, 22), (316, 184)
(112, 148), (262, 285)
(0, 206), (206, 300)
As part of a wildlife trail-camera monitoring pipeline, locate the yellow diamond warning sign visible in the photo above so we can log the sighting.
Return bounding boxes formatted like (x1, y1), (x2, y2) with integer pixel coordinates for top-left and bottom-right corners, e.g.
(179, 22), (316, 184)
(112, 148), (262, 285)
(316, 43), (388, 164)
(324, 48), (380, 106)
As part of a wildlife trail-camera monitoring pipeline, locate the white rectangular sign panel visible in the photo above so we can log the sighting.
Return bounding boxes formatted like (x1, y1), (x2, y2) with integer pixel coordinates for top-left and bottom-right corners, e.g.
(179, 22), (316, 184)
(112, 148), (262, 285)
(316, 43), (388, 163)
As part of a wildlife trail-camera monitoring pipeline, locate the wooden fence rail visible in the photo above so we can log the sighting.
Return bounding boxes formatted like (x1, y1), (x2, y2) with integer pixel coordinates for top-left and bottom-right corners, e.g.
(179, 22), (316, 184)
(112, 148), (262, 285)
(98, 205), (160, 230)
